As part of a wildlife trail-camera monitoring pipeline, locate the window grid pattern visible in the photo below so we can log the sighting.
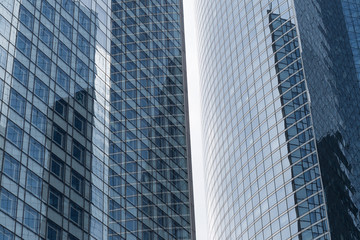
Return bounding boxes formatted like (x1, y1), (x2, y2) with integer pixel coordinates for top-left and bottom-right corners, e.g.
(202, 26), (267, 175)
(293, 0), (360, 239)
(196, 0), (331, 239)
(0, 0), (193, 239)
(109, 0), (193, 239)
(0, 0), (110, 239)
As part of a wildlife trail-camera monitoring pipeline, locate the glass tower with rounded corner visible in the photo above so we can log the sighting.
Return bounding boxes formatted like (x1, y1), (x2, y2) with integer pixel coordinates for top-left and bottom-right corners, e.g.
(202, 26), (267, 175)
(196, 0), (360, 239)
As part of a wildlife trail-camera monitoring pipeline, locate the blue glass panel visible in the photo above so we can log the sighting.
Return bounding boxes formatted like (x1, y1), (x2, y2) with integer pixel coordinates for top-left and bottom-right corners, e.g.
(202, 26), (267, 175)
(9, 88), (26, 116)
(16, 32), (31, 57)
(13, 60), (28, 86)
(72, 140), (84, 163)
(41, 0), (54, 22)
(0, 46), (7, 68)
(76, 58), (89, 80)
(26, 170), (42, 197)
(71, 171), (83, 193)
(58, 41), (71, 64)
(62, 0), (74, 15)
(0, 188), (17, 217)
(56, 68), (69, 91)
(70, 202), (82, 226)
(54, 95), (67, 118)
(79, 9), (91, 32)
(75, 84), (87, 107)
(52, 125), (66, 148)
(49, 188), (62, 212)
(34, 78), (49, 103)
(29, 137), (44, 165)
(77, 34), (90, 56)
(92, 186), (103, 210)
(24, 204), (39, 233)
(37, 51), (51, 75)
(50, 155), (63, 179)
(60, 17), (72, 39)
(47, 221), (61, 240)
(31, 107), (46, 133)
(0, 225), (13, 240)
(74, 113), (86, 134)
(39, 24), (53, 48)
(19, 5), (34, 30)
(3, 153), (20, 182)
(0, 15), (10, 38)
(6, 121), (23, 149)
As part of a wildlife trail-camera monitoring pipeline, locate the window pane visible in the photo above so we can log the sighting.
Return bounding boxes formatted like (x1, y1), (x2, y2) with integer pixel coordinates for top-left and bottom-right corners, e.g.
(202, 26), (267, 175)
(47, 221), (61, 240)
(37, 51), (51, 75)
(56, 68), (69, 91)
(79, 10), (90, 32)
(92, 186), (103, 210)
(34, 78), (49, 103)
(0, 46), (7, 68)
(24, 204), (39, 233)
(60, 17), (72, 39)
(52, 125), (66, 148)
(72, 141), (85, 163)
(0, 225), (13, 240)
(29, 137), (45, 165)
(58, 41), (71, 65)
(41, 0), (55, 22)
(70, 202), (82, 226)
(7, 121), (23, 149)
(26, 170), (42, 197)
(71, 171), (83, 193)
(0, 188), (17, 217)
(16, 33), (31, 57)
(49, 188), (62, 212)
(13, 60), (28, 86)
(62, 0), (74, 15)
(50, 155), (63, 179)
(31, 107), (47, 133)
(19, 5), (34, 30)
(75, 84), (87, 107)
(77, 34), (90, 56)
(54, 95), (67, 118)
(39, 24), (53, 48)
(74, 113), (86, 134)
(9, 88), (26, 116)
(3, 154), (20, 182)
(0, 15), (11, 38)
(76, 58), (89, 80)
(91, 217), (102, 239)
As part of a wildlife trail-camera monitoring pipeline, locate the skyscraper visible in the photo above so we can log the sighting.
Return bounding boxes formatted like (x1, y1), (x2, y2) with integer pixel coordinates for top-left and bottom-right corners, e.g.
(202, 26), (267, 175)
(196, 0), (360, 239)
(0, 0), (194, 239)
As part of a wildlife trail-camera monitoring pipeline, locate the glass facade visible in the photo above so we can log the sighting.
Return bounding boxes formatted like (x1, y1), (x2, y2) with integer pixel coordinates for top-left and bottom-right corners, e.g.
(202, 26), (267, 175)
(196, 0), (360, 239)
(0, 0), (194, 239)
(108, 0), (195, 239)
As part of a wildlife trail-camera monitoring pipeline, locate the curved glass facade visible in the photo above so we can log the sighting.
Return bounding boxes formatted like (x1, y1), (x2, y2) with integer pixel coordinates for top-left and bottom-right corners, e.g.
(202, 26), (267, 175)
(0, 0), (194, 239)
(198, 0), (360, 239)
(196, 0), (338, 239)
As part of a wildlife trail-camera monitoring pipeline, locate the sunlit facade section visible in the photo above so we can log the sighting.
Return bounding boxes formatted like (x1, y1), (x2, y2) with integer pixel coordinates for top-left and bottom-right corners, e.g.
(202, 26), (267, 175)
(196, 0), (331, 239)
(0, 0), (194, 239)
(0, 0), (111, 239)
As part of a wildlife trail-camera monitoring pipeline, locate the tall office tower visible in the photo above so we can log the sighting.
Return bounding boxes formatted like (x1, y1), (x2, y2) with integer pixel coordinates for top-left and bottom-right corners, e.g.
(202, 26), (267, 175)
(197, 0), (360, 239)
(109, 0), (195, 239)
(0, 0), (194, 239)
